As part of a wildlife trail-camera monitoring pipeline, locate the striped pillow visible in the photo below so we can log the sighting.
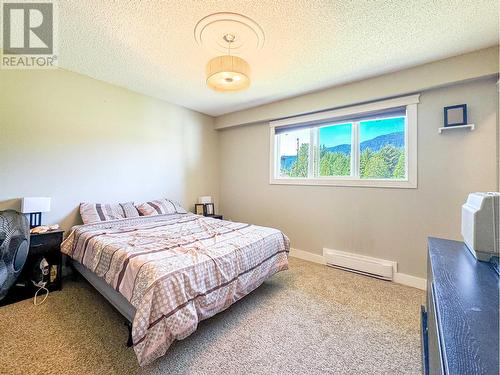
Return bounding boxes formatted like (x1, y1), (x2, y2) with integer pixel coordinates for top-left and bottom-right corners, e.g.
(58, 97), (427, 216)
(80, 202), (139, 224)
(135, 199), (187, 216)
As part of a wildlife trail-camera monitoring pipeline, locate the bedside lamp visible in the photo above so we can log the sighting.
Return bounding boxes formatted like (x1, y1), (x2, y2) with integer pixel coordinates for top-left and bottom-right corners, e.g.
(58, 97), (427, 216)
(21, 197), (51, 228)
(198, 196), (212, 205)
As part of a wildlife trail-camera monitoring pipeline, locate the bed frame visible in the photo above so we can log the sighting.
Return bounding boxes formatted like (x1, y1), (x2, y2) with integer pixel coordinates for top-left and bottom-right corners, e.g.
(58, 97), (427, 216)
(69, 259), (136, 346)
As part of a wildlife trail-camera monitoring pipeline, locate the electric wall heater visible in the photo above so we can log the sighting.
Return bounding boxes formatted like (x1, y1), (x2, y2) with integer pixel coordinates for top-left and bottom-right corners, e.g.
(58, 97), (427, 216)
(323, 248), (395, 280)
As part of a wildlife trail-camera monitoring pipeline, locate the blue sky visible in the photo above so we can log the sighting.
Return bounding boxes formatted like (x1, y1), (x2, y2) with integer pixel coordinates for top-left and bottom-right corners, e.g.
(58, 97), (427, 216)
(319, 123), (351, 147)
(319, 117), (405, 147)
(359, 117), (405, 143)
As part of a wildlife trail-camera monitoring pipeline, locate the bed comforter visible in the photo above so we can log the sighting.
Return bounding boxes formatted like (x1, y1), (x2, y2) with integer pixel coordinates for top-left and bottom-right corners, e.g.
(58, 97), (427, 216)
(61, 213), (289, 365)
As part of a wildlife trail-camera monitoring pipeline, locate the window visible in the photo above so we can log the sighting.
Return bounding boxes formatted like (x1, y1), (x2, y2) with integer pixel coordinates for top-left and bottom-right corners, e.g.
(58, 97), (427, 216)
(270, 95), (419, 188)
(278, 128), (310, 178)
(319, 123), (352, 177)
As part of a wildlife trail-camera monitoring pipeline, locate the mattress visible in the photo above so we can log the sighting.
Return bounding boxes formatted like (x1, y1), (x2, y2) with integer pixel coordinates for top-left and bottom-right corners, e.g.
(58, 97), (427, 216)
(72, 260), (136, 323)
(61, 213), (289, 365)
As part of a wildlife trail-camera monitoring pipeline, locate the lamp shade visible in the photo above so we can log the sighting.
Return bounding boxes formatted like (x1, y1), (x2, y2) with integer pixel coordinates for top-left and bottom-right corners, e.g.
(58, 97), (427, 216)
(198, 196), (212, 204)
(21, 197), (51, 213)
(206, 55), (250, 92)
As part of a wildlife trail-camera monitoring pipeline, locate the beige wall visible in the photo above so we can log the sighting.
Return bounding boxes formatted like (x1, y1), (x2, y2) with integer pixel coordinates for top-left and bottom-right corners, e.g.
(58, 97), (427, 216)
(215, 47), (499, 129)
(0, 69), (218, 231)
(218, 78), (498, 278)
(0, 54), (498, 280)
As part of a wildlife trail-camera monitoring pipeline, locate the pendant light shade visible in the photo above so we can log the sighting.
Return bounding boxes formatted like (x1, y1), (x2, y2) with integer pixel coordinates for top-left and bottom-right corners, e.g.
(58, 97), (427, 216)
(206, 55), (250, 92)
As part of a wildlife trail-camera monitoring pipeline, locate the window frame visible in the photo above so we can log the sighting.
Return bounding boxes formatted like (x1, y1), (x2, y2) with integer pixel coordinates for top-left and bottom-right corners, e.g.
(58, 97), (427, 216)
(269, 94), (419, 188)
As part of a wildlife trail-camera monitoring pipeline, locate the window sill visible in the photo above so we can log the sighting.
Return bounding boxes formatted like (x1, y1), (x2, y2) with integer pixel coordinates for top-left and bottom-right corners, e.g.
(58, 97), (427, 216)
(269, 177), (417, 189)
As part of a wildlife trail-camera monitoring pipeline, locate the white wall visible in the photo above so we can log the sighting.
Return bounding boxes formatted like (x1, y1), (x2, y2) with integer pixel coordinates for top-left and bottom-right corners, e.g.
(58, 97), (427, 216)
(0, 69), (218, 230)
(218, 78), (498, 278)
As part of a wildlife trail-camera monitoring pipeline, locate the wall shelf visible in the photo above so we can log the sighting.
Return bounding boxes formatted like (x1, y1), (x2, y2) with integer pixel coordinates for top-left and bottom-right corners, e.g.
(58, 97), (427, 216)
(438, 124), (475, 134)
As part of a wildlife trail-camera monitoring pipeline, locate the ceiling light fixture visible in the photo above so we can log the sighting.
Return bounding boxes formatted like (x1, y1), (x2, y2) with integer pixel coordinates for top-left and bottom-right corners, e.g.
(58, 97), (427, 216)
(206, 34), (250, 92)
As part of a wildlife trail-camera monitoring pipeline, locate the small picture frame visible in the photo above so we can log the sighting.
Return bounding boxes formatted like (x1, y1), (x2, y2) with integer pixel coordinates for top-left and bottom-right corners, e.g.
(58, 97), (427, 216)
(444, 104), (467, 127)
(205, 203), (215, 216)
(195, 204), (205, 215)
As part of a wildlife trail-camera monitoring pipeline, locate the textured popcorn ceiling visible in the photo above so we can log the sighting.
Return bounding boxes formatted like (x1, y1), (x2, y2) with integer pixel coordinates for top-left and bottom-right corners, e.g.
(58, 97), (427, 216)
(59, 1), (499, 116)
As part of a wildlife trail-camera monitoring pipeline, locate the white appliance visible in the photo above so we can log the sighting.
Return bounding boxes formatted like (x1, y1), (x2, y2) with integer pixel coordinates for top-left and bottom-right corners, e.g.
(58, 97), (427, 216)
(461, 192), (500, 261)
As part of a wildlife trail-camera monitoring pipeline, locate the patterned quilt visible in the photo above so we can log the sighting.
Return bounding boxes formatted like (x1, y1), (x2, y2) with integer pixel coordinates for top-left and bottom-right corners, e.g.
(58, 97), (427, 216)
(61, 213), (289, 365)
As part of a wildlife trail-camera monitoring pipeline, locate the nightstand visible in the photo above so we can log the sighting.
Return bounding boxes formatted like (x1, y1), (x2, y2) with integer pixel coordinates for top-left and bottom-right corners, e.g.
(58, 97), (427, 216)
(0, 229), (64, 306)
(206, 214), (223, 220)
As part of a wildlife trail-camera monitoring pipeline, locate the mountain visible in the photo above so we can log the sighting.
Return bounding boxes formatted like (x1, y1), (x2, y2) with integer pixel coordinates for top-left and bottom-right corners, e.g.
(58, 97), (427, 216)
(360, 131), (404, 152)
(280, 131), (404, 169)
(324, 143), (351, 154)
(325, 131), (404, 154)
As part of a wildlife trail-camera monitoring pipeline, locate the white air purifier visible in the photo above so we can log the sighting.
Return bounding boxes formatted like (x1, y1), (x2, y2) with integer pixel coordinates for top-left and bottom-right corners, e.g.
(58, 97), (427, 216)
(461, 192), (500, 261)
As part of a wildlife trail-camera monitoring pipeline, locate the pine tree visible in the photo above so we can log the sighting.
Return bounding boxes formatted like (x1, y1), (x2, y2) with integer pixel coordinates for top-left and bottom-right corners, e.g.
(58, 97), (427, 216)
(364, 153), (390, 178)
(320, 152), (350, 176)
(379, 145), (400, 175)
(393, 152), (406, 178)
(359, 149), (372, 178)
(290, 143), (309, 177)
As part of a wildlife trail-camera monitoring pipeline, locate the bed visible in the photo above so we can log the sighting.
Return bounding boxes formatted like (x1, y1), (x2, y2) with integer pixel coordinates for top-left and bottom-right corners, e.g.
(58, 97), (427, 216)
(61, 212), (289, 365)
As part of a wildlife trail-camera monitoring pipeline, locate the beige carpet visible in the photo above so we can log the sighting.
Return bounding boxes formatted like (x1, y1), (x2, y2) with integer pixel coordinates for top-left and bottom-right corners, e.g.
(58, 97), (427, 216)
(0, 258), (424, 375)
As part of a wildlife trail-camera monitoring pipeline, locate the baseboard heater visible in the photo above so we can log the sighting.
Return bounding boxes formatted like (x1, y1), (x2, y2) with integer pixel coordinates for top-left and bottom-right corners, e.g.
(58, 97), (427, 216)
(323, 248), (396, 281)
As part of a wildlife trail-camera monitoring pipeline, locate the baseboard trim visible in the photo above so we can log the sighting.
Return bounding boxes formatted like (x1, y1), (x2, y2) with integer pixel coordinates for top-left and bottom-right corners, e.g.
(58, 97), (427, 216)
(289, 248), (326, 265)
(289, 248), (426, 290)
(393, 272), (427, 290)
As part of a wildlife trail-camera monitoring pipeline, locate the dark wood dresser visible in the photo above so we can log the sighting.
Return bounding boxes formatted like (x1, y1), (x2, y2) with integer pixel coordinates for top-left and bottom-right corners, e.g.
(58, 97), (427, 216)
(421, 237), (499, 375)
